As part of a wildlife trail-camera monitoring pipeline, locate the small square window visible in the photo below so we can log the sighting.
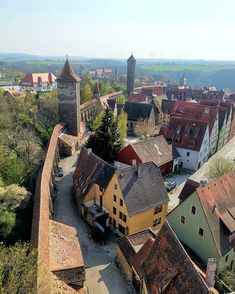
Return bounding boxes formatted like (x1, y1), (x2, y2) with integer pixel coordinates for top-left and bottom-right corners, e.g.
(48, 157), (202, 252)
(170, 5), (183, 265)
(181, 215), (185, 224)
(114, 184), (117, 190)
(187, 152), (190, 156)
(113, 207), (116, 215)
(154, 205), (162, 214)
(120, 199), (123, 206)
(119, 211), (123, 219)
(113, 195), (117, 202)
(153, 218), (161, 227)
(191, 206), (196, 215)
(198, 227), (204, 237)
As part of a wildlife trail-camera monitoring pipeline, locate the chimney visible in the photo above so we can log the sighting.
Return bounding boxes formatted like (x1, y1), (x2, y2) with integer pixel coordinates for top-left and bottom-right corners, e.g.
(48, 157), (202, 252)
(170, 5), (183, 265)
(136, 164), (141, 177)
(205, 258), (217, 288)
(200, 179), (207, 187)
(87, 148), (92, 154)
(131, 159), (137, 166)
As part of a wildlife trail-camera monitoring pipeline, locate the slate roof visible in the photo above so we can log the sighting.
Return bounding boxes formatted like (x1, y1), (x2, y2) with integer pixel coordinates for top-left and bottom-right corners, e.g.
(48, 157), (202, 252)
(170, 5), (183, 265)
(123, 101), (153, 121)
(73, 148), (115, 203)
(161, 99), (176, 115)
(196, 172), (235, 256)
(57, 59), (81, 82)
(178, 179), (199, 201)
(128, 135), (174, 166)
(162, 116), (208, 151)
(116, 162), (169, 216)
(141, 222), (213, 294)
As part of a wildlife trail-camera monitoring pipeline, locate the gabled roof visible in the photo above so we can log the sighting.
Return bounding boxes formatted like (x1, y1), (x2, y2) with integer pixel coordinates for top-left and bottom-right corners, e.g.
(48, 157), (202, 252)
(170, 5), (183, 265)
(178, 179), (200, 201)
(127, 135), (174, 166)
(162, 116), (208, 151)
(116, 162), (169, 216)
(141, 222), (212, 294)
(196, 172), (235, 256)
(20, 72), (56, 85)
(128, 54), (135, 61)
(73, 147), (115, 202)
(161, 99), (176, 115)
(57, 59), (81, 82)
(123, 101), (153, 121)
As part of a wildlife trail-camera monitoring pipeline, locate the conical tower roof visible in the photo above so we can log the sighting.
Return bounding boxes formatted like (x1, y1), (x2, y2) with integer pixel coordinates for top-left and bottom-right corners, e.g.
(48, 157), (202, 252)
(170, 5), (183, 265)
(128, 54), (135, 61)
(57, 59), (81, 82)
(93, 81), (100, 95)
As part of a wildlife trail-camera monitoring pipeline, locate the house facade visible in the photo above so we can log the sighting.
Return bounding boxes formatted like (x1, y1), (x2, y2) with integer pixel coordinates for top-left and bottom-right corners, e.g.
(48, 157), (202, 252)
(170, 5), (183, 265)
(167, 172), (235, 270)
(161, 117), (210, 170)
(74, 148), (169, 236)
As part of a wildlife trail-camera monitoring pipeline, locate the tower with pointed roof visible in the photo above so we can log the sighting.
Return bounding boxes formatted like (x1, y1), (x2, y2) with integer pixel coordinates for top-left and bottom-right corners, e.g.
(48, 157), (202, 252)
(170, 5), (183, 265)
(127, 54), (136, 96)
(93, 81), (100, 100)
(57, 58), (81, 136)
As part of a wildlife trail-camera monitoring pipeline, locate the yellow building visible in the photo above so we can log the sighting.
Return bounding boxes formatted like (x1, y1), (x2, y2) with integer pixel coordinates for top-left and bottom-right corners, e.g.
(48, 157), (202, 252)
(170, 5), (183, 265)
(74, 148), (169, 236)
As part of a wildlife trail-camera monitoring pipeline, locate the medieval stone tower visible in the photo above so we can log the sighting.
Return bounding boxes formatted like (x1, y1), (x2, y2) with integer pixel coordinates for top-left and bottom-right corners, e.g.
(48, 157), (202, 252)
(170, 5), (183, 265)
(127, 54), (136, 95)
(57, 58), (81, 137)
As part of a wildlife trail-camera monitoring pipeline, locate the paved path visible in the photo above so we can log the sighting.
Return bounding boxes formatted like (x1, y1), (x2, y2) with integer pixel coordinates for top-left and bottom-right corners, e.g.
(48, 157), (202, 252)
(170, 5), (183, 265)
(52, 151), (129, 294)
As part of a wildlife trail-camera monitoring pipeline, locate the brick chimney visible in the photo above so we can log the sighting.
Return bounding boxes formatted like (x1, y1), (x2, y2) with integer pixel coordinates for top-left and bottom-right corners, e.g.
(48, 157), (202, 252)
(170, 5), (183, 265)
(205, 258), (217, 288)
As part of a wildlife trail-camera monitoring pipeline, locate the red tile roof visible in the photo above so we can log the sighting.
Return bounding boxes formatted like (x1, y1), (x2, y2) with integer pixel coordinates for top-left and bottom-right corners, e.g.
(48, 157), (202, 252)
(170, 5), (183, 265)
(141, 222), (214, 294)
(57, 60), (81, 82)
(20, 72), (56, 85)
(196, 172), (235, 256)
(161, 116), (208, 151)
(4, 89), (27, 99)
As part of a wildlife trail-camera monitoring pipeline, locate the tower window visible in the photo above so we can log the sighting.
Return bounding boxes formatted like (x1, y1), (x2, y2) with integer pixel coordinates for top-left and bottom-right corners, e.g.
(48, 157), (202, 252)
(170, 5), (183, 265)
(120, 199), (123, 206)
(181, 215), (185, 224)
(113, 195), (117, 202)
(113, 207), (116, 215)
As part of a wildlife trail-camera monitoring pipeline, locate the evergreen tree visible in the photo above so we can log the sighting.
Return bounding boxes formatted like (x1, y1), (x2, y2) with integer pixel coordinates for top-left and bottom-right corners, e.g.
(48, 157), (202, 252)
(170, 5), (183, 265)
(86, 108), (122, 162)
(118, 110), (127, 146)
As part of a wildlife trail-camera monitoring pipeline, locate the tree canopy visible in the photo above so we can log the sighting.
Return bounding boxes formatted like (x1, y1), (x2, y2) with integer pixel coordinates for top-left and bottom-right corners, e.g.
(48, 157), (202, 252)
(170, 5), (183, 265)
(207, 158), (235, 180)
(118, 110), (127, 146)
(86, 108), (122, 162)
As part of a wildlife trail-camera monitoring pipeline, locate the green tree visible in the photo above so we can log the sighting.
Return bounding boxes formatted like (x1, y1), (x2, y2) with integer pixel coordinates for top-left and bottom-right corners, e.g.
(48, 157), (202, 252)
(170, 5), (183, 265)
(118, 110), (127, 146)
(0, 243), (37, 293)
(134, 118), (155, 137)
(86, 108), (122, 162)
(207, 158), (235, 180)
(90, 111), (104, 131)
(0, 211), (16, 240)
(116, 95), (126, 104)
(217, 260), (235, 290)
(81, 84), (93, 104)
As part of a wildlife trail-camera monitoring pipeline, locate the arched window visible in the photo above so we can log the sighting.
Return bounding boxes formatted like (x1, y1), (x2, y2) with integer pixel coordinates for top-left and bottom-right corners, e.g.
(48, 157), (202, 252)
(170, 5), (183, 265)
(191, 205), (196, 215)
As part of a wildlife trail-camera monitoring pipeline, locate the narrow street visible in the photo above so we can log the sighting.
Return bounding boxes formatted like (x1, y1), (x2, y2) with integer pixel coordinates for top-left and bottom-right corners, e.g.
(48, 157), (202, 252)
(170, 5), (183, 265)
(52, 151), (129, 294)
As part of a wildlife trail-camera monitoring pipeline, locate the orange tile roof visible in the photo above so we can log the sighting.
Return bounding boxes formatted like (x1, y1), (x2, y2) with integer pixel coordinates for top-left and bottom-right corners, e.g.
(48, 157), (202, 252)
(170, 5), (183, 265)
(57, 60), (80, 82)
(50, 220), (84, 272)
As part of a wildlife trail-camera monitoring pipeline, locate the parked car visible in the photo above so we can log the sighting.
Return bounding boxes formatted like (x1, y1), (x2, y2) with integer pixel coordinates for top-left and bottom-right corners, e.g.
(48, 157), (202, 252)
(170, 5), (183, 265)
(57, 167), (64, 177)
(165, 181), (177, 192)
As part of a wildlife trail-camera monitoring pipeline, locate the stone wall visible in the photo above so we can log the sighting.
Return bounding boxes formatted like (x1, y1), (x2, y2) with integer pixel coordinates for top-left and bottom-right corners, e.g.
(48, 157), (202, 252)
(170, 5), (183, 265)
(31, 123), (64, 294)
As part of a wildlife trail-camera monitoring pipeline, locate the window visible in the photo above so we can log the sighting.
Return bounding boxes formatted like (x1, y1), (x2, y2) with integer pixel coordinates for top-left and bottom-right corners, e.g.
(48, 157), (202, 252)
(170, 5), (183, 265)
(181, 215), (185, 224)
(114, 184), (117, 190)
(113, 207), (116, 215)
(198, 227), (204, 237)
(119, 211), (123, 219)
(154, 205), (162, 214)
(118, 224), (126, 235)
(153, 218), (161, 227)
(191, 206), (196, 215)
(120, 199), (123, 207)
(225, 255), (228, 262)
(123, 214), (127, 223)
(187, 152), (190, 156)
(113, 195), (117, 202)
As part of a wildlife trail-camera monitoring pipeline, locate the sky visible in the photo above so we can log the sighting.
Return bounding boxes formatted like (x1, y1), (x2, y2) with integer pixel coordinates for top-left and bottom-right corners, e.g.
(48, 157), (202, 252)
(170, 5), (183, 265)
(1, 0), (235, 60)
